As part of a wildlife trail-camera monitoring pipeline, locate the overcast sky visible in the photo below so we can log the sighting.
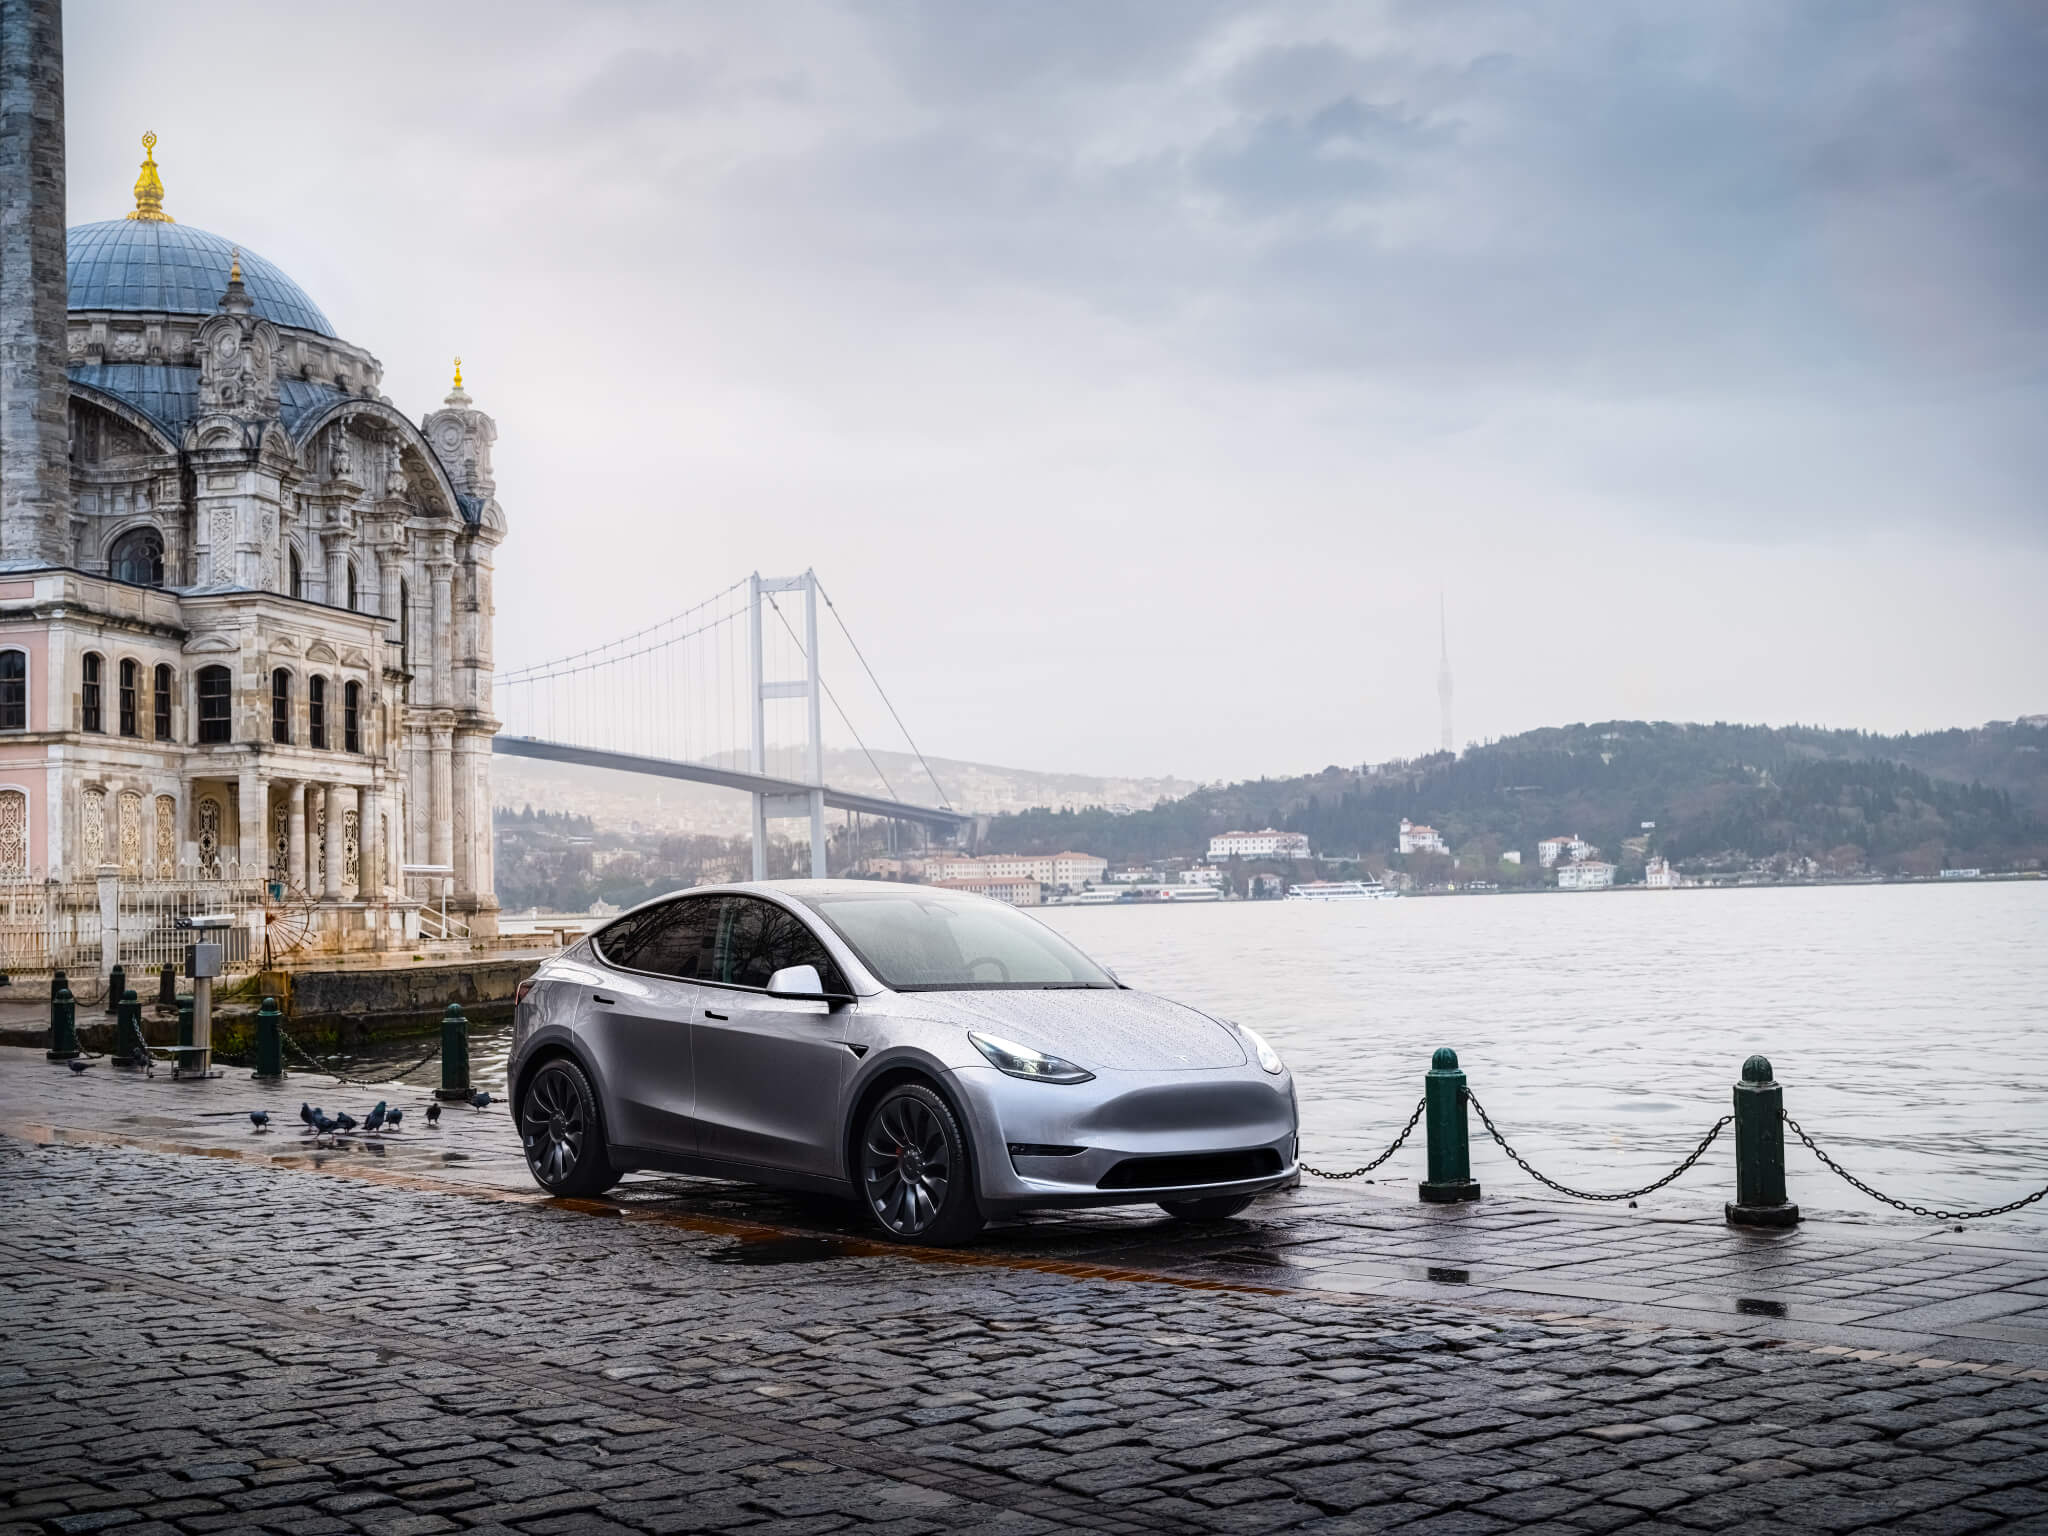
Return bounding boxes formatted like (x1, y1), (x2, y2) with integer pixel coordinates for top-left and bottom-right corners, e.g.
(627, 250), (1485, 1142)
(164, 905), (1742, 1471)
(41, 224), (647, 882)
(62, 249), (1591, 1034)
(63, 1), (2048, 782)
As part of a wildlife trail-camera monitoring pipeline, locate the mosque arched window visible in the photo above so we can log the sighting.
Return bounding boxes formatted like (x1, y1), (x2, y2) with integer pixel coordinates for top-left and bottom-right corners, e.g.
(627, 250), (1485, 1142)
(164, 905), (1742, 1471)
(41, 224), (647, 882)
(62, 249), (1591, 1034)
(153, 664), (173, 740)
(109, 526), (165, 588)
(346, 562), (359, 612)
(343, 681), (361, 753)
(398, 579), (410, 668)
(81, 653), (104, 733)
(0, 650), (26, 732)
(288, 547), (303, 600)
(118, 659), (139, 737)
(271, 669), (293, 745)
(196, 666), (232, 744)
(309, 676), (328, 750)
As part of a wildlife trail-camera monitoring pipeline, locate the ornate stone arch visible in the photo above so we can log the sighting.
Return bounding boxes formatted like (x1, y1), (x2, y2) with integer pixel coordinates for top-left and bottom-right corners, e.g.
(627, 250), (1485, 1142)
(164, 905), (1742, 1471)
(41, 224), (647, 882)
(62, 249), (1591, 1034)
(66, 383), (181, 456)
(288, 397), (467, 522)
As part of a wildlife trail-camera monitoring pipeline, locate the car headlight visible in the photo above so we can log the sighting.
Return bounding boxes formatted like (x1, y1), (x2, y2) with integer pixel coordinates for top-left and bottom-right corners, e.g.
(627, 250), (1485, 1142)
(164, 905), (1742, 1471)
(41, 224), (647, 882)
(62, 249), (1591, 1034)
(1238, 1023), (1285, 1075)
(968, 1031), (1094, 1085)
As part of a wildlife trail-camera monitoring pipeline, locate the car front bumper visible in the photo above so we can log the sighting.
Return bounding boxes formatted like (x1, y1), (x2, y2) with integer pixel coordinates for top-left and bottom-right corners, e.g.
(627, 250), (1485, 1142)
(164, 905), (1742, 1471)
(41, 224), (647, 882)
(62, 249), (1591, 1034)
(946, 1062), (1299, 1214)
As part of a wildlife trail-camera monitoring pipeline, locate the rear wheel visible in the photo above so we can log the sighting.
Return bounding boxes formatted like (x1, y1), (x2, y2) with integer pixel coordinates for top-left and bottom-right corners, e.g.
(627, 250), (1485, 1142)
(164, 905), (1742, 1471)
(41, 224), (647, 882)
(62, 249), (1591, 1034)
(1158, 1193), (1256, 1222)
(519, 1057), (619, 1197)
(858, 1083), (983, 1244)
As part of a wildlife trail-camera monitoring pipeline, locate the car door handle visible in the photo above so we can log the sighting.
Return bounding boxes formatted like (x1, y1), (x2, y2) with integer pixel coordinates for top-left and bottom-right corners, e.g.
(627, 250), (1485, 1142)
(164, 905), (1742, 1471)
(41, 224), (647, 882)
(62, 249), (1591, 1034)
(704, 1009), (727, 1020)
(592, 993), (616, 1005)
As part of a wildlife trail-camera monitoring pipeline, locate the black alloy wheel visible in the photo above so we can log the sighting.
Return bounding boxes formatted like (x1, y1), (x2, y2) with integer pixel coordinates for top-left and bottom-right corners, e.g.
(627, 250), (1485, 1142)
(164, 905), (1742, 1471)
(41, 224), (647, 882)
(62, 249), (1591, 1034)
(519, 1057), (618, 1197)
(1157, 1193), (1256, 1222)
(859, 1083), (983, 1244)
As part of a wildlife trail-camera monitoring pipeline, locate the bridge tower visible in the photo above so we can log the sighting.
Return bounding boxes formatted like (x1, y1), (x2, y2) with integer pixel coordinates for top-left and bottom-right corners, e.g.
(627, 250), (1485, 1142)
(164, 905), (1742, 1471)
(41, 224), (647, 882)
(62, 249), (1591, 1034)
(749, 571), (828, 880)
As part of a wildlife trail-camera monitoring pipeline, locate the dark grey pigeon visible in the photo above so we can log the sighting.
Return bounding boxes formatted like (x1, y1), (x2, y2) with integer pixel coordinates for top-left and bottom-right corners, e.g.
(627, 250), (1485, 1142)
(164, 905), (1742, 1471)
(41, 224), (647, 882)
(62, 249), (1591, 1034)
(68, 1058), (90, 1074)
(363, 1101), (388, 1134)
(425, 1102), (441, 1126)
(384, 1108), (404, 1130)
(331, 1111), (357, 1134)
(469, 1091), (494, 1112)
(249, 1111), (270, 1130)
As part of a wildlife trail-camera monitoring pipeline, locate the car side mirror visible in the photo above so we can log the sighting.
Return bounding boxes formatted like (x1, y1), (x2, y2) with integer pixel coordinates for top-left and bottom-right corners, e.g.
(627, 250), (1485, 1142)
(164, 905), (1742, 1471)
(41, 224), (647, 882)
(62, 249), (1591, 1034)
(767, 964), (828, 999)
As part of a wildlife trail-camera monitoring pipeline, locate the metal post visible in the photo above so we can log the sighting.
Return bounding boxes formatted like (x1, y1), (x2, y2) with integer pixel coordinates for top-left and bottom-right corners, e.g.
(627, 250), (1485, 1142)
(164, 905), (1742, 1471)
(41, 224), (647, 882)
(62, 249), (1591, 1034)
(1726, 1055), (1800, 1228)
(106, 962), (125, 1016)
(251, 996), (284, 1083)
(176, 996), (194, 1051)
(748, 573), (768, 881)
(1419, 1047), (1481, 1203)
(191, 975), (212, 1077)
(46, 985), (78, 1062)
(50, 968), (66, 1003)
(158, 961), (176, 1008)
(804, 571), (826, 879)
(435, 1003), (472, 1101)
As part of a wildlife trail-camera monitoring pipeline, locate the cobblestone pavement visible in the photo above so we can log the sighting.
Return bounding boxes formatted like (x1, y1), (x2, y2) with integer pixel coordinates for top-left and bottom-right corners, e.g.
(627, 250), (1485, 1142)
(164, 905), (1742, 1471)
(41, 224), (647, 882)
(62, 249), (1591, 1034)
(6, 1137), (2048, 1536)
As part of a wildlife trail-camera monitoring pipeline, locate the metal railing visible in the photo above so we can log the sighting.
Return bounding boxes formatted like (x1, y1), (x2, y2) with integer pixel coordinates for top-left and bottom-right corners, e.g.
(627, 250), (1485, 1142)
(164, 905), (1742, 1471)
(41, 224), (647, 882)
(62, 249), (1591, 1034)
(0, 864), (264, 977)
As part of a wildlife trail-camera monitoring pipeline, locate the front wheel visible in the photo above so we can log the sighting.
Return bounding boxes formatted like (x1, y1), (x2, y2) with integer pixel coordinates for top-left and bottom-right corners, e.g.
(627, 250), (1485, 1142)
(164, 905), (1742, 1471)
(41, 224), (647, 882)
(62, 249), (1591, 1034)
(858, 1083), (983, 1244)
(1158, 1193), (1256, 1222)
(519, 1057), (619, 1197)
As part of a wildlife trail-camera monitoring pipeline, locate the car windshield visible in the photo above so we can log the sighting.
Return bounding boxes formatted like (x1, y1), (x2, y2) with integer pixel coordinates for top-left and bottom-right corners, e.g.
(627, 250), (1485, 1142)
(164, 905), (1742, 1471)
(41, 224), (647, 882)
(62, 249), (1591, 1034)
(796, 888), (1117, 991)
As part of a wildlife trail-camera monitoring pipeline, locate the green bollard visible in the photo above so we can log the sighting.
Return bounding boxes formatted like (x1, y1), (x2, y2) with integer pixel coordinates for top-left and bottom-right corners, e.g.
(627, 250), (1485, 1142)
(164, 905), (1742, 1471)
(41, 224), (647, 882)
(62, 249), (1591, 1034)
(47, 985), (78, 1062)
(177, 997), (195, 1050)
(1726, 1055), (1800, 1228)
(112, 989), (145, 1069)
(106, 963), (126, 1016)
(1419, 1047), (1482, 1203)
(50, 968), (67, 1003)
(434, 1003), (472, 1102)
(251, 996), (284, 1083)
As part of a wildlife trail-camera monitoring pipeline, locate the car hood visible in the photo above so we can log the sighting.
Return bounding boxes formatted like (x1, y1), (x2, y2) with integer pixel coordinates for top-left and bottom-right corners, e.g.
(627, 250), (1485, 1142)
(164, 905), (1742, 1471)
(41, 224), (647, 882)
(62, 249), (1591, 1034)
(904, 989), (1248, 1072)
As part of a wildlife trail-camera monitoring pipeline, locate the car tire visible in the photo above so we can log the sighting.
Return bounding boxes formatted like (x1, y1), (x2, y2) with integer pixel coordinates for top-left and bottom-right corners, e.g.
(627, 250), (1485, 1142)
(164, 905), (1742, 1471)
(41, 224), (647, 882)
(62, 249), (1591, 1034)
(857, 1082), (983, 1244)
(1158, 1193), (1256, 1222)
(519, 1056), (619, 1197)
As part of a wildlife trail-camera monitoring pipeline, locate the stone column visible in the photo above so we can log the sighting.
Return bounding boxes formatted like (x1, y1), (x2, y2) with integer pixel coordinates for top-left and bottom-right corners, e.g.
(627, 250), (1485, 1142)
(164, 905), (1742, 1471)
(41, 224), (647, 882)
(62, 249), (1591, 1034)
(376, 548), (402, 641)
(0, 0), (72, 566)
(429, 561), (454, 708)
(286, 780), (307, 892)
(428, 723), (453, 874)
(322, 782), (348, 901)
(236, 765), (265, 885)
(358, 783), (381, 901)
(325, 530), (351, 612)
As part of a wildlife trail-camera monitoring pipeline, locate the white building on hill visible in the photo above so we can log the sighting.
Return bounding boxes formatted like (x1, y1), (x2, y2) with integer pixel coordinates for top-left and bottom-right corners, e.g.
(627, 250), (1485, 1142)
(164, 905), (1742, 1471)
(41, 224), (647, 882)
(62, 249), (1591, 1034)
(1398, 818), (1448, 855)
(1209, 829), (1311, 860)
(1539, 834), (1595, 868)
(1557, 860), (1617, 890)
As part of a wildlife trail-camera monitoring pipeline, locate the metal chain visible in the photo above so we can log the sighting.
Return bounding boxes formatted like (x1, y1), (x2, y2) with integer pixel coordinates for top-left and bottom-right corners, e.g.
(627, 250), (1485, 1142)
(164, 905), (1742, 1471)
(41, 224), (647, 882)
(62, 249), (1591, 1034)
(1465, 1087), (1732, 1202)
(1781, 1111), (2048, 1221)
(1302, 1097), (1427, 1179)
(279, 1028), (443, 1088)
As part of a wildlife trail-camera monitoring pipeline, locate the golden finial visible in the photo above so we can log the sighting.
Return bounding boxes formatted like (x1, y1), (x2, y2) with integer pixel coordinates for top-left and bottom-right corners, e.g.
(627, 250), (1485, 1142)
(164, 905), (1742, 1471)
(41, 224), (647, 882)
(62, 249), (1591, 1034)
(229, 249), (242, 282)
(126, 131), (174, 223)
(452, 356), (463, 389)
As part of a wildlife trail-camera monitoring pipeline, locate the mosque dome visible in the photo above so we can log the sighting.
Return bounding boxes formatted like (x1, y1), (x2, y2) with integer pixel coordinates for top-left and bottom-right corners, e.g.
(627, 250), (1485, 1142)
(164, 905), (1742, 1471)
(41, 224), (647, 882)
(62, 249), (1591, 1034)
(64, 135), (335, 336)
(67, 219), (336, 337)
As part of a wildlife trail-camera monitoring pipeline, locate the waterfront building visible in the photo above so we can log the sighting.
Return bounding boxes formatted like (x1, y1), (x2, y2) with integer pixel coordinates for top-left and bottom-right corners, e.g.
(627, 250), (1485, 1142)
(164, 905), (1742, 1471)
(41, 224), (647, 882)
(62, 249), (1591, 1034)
(1208, 829), (1312, 861)
(1179, 865), (1223, 887)
(1557, 860), (1617, 890)
(1502, 849), (1522, 865)
(925, 850), (1106, 890)
(934, 875), (1044, 907)
(0, 133), (503, 947)
(1645, 856), (1682, 888)
(1398, 818), (1448, 855)
(1539, 834), (1595, 868)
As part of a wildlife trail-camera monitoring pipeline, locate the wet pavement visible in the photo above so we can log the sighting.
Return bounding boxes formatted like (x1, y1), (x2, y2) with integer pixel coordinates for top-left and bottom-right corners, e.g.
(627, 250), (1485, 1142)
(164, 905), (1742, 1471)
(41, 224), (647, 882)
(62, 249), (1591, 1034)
(4, 1045), (2048, 1532)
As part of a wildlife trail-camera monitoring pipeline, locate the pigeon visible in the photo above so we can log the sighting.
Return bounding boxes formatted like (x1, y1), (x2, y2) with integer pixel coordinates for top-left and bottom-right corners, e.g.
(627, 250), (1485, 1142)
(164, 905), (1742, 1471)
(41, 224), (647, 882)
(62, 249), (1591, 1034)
(384, 1108), (404, 1131)
(424, 1102), (441, 1126)
(67, 1058), (90, 1074)
(363, 1101), (388, 1135)
(299, 1102), (316, 1129)
(249, 1110), (270, 1130)
(469, 1091), (494, 1112)
(308, 1109), (340, 1143)
(331, 1111), (358, 1134)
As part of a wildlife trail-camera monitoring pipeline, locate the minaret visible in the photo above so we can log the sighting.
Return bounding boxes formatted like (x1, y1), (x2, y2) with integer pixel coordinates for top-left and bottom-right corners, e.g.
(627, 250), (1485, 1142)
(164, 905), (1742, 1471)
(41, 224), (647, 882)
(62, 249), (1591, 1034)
(0, 0), (73, 566)
(1437, 593), (1454, 755)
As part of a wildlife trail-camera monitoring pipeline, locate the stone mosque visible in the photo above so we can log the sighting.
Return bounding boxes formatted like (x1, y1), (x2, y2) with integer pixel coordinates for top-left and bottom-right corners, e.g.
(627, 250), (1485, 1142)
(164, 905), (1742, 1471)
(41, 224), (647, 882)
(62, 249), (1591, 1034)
(0, 94), (503, 947)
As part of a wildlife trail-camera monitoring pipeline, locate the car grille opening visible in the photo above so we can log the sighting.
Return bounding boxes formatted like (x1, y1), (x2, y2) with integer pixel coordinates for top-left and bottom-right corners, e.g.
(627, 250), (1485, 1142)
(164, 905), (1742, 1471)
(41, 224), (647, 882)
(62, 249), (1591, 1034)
(1096, 1149), (1283, 1190)
(1007, 1143), (1086, 1158)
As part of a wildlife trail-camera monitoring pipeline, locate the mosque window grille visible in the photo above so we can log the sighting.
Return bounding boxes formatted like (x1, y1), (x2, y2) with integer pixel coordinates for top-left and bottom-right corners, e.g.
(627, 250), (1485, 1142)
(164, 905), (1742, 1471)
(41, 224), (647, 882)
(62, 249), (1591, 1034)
(109, 526), (165, 588)
(271, 668), (293, 745)
(153, 664), (173, 740)
(343, 681), (361, 753)
(309, 676), (328, 750)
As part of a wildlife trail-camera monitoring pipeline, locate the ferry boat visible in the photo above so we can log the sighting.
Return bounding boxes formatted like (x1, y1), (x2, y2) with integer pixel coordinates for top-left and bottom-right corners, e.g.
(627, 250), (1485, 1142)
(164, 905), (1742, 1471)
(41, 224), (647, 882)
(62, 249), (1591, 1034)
(1285, 879), (1398, 901)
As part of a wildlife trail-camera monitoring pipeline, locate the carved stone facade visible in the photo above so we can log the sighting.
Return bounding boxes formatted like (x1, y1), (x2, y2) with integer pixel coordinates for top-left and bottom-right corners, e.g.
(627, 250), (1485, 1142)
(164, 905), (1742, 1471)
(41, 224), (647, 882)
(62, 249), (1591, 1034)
(0, 135), (503, 947)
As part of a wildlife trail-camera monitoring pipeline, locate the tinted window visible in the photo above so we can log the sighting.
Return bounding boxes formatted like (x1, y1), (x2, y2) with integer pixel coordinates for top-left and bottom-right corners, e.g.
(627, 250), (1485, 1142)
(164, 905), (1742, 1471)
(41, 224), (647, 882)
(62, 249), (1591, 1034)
(0, 650), (23, 731)
(596, 897), (720, 981)
(196, 665), (231, 744)
(797, 888), (1114, 991)
(718, 897), (846, 992)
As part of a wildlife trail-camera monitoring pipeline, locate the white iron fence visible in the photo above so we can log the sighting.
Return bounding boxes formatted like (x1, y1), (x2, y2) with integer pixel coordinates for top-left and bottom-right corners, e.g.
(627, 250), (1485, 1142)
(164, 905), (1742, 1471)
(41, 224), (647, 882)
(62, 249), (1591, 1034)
(0, 864), (266, 980)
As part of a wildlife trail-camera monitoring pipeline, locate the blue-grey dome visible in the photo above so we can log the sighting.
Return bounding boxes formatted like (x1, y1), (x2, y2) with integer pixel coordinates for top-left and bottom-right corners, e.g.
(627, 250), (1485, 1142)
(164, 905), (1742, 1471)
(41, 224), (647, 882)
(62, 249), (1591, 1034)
(67, 219), (336, 337)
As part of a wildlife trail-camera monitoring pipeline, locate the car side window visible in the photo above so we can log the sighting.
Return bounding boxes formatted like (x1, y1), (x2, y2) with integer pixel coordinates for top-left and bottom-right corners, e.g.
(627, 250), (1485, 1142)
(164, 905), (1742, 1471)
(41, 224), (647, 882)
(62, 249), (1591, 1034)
(717, 897), (847, 993)
(595, 898), (720, 980)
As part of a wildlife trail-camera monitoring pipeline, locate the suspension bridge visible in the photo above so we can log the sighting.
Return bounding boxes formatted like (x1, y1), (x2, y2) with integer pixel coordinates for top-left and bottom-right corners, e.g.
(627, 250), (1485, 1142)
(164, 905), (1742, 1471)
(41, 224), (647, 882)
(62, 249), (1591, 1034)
(493, 572), (975, 880)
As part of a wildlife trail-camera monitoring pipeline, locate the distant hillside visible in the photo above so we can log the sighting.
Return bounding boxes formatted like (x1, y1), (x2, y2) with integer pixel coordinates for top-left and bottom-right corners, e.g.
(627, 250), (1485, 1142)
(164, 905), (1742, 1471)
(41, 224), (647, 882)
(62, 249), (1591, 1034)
(983, 720), (2048, 879)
